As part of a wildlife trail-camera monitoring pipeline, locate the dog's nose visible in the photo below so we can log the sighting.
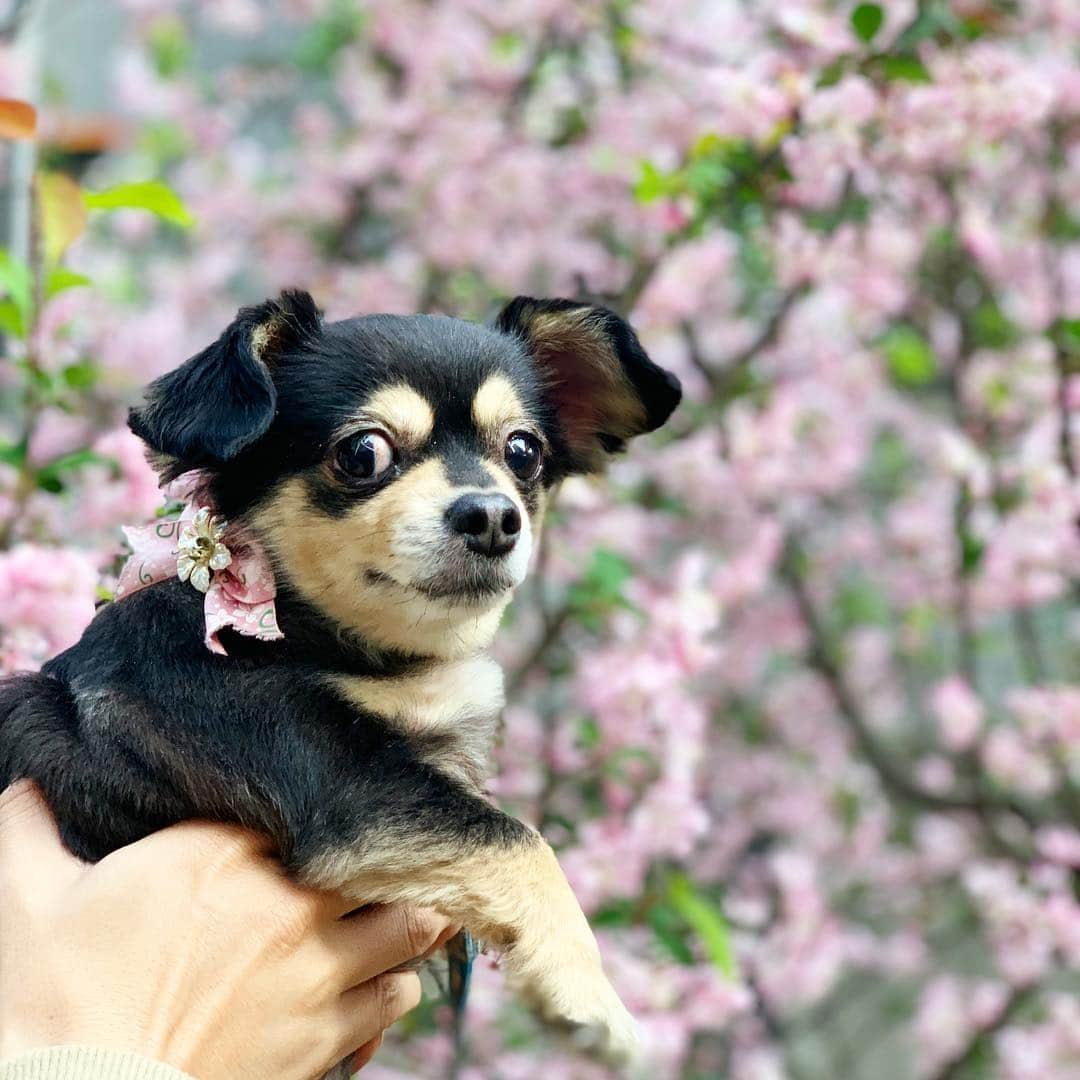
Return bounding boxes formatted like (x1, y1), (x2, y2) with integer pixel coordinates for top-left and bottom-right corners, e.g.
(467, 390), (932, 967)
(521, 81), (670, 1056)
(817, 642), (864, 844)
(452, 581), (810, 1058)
(446, 493), (521, 557)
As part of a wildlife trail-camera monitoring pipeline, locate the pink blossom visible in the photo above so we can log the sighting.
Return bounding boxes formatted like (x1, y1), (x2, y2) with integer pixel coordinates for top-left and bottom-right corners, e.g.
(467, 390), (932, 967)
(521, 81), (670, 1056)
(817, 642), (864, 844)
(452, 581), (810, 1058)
(0, 545), (101, 670)
(930, 676), (985, 751)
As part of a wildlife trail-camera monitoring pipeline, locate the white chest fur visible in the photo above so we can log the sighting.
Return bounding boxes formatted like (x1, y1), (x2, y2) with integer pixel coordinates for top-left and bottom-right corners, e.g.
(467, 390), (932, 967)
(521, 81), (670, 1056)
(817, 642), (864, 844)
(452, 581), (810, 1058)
(333, 655), (505, 788)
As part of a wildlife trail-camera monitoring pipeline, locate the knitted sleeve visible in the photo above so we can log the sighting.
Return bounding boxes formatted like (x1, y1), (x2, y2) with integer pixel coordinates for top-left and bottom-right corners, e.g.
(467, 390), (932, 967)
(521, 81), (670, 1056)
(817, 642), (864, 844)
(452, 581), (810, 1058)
(0, 1047), (196, 1080)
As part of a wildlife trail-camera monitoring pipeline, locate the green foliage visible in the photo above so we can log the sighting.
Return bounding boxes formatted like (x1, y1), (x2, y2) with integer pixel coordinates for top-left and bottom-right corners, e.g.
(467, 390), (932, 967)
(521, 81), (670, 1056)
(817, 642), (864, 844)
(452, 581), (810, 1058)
(60, 359), (100, 391)
(83, 181), (195, 228)
(45, 267), (92, 299)
(0, 441), (25, 467)
(35, 449), (118, 494)
(960, 531), (985, 575)
(634, 132), (789, 225)
(1052, 318), (1080, 374)
(834, 575), (892, 631)
(491, 31), (524, 60)
(851, 4), (884, 44)
(294, 1), (367, 72)
(970, 300), (1020, 350)
(567, 548), (637, 631)
(138, 121), (193, 166)
(833, 786), (862, 831)
(864, 427), (918, 506)
(0, 249), (34, 338)
(877, 55), (933, 83)
(879, 325), (937, 389)
(668, 873), (739, 979)
(147, 17), (191, 79)
(649, 901), (697, 964)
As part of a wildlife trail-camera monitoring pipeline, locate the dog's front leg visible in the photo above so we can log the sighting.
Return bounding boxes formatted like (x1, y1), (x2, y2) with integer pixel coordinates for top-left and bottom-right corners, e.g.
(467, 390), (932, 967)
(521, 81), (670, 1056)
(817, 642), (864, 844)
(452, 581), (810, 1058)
(290, 795), (637, 1061)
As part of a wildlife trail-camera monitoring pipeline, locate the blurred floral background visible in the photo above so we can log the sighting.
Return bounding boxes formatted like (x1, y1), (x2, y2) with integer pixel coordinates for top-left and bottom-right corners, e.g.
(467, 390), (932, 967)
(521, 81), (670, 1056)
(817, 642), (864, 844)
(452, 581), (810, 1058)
(1, 1), (1079, 1078)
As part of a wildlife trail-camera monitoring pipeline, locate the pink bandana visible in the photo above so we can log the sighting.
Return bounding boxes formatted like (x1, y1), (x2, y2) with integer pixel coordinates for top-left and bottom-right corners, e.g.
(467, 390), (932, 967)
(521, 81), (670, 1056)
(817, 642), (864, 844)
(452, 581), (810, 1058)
(115, 472), (283, 656)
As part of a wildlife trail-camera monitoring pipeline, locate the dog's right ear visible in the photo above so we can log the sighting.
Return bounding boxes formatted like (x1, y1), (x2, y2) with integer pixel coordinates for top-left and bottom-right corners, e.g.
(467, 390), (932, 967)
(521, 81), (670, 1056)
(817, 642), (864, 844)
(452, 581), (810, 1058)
(129, 290), (321, 477)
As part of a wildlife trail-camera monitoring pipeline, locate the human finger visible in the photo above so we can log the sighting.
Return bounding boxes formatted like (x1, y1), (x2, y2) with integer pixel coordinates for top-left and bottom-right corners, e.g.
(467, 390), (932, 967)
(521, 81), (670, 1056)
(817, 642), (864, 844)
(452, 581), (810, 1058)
(351, 1034), (383, 1072)
(328, 972), (422, 1061)
(323, 904), (457, 988)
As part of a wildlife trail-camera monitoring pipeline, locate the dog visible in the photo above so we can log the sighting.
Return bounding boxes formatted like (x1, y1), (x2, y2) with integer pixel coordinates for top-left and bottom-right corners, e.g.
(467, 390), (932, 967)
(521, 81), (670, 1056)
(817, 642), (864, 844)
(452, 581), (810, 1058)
(0, 290), (681, 1067)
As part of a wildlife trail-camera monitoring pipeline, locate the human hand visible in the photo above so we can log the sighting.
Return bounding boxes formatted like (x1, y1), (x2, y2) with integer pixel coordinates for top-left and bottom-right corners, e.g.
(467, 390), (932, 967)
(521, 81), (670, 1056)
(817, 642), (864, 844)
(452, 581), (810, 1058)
(0, 782), (455, 1079)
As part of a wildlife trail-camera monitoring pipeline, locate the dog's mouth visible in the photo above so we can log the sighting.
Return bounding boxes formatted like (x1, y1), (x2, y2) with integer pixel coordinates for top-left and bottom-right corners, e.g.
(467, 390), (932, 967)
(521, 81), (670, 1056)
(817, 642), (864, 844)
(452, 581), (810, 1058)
(364, 565), (516, 604)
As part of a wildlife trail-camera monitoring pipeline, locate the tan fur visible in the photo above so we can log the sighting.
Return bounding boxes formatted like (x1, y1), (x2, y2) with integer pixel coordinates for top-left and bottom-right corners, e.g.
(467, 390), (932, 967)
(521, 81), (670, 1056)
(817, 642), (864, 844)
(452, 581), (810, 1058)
(302, 829), (638, 1059)
(251, 463), (522, 659)
(333, 656), (503, 787)
(360, 384), (435, 447)
(250, 319), (276, 362)
(471, 374), (532, 446)
(525, 308), (648, 469)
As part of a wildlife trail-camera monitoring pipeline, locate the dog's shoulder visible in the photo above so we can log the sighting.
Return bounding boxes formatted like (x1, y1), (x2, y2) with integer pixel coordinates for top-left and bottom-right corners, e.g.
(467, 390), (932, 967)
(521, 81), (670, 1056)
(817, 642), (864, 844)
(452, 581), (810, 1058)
(45, 577), (213, 687)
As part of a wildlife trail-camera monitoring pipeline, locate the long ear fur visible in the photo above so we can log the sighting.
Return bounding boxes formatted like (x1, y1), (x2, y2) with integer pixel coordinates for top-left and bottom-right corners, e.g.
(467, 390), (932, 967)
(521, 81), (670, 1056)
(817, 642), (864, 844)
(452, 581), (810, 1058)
(494, 297), (681, 473)
(129, 290), (321, 477)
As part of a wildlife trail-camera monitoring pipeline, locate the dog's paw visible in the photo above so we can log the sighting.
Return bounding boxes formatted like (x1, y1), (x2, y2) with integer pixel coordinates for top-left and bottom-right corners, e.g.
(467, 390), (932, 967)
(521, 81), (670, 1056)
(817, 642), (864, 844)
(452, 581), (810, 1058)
(516, 960), (640, 1066)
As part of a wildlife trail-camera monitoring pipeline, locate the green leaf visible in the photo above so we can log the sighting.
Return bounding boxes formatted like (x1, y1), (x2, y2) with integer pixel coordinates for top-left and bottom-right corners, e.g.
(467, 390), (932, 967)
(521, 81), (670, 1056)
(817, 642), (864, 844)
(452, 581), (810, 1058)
(668, 873), (739, 979)
(36, 449), (119, 492)
(46, 266), (92, 299)
(648, 904), (695, 964)
(568, 548), (637, 631)
(879, 55), (932, 83)
(0, 441), (26, 467)
(578, 716), (601, 750)
(851, 3), (884, 43)
(83, 181), (194, 228)
(61, 359), (99, 389)
(591, 900), (636, 928)
(961, 532), (985, 574)
(817, 58), (849, 88)
(971, 301), (1019, 349)
(0, 249), (34, 335)
(835, 576), (891, 630)
(864, 428), (916, 504)
(492, 31), (523, 59)
(0, 297), (25, 338)
(147, 16), (191, 79)
(880, 326), (937, 388)
(294, 2), (366, 72)
(633, 160), (670, 204)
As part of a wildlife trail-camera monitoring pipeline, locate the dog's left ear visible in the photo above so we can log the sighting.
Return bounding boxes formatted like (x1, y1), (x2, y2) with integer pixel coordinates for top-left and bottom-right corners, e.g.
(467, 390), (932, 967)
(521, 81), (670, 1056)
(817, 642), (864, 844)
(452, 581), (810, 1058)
(495, 297), (681, 473)
(129, 290), (321, 477)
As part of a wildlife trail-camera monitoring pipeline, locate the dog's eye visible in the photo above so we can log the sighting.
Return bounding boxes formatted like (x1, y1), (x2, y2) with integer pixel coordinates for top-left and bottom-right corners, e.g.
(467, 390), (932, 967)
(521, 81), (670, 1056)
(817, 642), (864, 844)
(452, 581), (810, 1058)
(335, 431), (396, 482)
(504, 432), (543, 481)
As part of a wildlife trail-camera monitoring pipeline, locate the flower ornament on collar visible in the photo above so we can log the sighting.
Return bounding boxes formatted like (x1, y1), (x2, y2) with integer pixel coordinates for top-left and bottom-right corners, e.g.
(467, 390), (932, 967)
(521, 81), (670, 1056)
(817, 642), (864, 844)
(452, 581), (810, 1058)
(115, 472), (283, 656)
(177, 507), (232, 593)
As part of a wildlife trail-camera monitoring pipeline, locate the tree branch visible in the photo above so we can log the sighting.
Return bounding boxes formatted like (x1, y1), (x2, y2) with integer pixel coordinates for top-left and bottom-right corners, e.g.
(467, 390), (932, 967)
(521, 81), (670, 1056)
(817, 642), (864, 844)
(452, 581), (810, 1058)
(778, 534), (1042, 837)
(928, 983), (1038, 1080)
(681, 284), (808, 398)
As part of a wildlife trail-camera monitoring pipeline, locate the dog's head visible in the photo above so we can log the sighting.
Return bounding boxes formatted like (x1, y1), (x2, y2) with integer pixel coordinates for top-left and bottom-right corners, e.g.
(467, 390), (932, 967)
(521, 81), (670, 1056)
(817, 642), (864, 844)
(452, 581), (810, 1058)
(130, 291), (681, 658)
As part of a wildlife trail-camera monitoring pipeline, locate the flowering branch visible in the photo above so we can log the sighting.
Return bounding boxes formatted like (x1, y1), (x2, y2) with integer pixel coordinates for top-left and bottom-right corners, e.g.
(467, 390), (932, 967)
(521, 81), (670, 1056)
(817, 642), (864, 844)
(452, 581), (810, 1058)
(681, 284), (809, 399)
(778, 534), (1046, 844)
(927, 983), (1038, 1080)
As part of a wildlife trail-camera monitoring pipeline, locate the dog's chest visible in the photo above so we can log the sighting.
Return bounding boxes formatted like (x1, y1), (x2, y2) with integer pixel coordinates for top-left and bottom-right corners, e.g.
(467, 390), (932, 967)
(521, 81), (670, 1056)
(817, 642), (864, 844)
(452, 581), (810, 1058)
(334, 656), (504, 788)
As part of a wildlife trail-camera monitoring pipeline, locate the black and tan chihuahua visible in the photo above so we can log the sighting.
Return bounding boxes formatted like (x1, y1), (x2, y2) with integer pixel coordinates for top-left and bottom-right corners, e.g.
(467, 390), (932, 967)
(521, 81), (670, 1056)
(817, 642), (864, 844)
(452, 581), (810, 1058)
(0, 290), (680, 1065)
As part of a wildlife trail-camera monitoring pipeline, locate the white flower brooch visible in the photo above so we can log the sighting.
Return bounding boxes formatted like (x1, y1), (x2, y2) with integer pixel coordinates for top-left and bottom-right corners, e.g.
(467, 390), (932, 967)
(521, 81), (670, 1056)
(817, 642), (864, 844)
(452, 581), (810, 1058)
(176, 507), (232, 593)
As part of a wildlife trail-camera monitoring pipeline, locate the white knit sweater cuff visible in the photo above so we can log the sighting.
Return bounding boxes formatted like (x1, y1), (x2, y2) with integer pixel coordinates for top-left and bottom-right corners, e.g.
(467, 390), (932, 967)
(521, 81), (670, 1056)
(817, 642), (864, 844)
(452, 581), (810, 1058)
(0, 1046), (196, 1080)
